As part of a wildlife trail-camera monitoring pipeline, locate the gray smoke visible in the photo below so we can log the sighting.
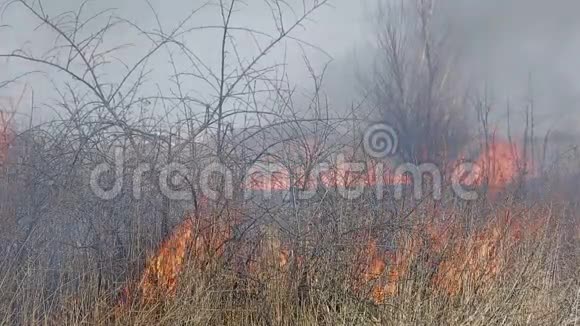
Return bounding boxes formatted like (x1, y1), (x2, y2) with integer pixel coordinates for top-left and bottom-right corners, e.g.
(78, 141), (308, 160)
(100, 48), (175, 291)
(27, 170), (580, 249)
(325, 0), (580, 136)
(435, 0), (580, 134)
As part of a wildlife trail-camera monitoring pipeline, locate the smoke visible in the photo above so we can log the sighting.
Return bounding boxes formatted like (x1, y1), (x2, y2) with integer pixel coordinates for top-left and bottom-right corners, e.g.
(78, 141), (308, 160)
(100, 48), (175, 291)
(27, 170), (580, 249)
(328, 0), (580, 136)
(2, 0), (578, 136)
(434, 0), (580, 134)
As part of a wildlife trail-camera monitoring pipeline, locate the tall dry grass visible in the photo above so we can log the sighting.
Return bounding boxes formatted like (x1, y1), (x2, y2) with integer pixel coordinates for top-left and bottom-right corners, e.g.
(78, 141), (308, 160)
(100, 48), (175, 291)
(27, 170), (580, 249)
(1, 195), (577, 325)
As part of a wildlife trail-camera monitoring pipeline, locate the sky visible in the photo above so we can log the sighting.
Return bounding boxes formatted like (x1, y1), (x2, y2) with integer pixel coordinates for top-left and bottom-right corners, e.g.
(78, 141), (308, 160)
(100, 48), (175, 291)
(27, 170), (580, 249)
(0, 0), (578, 135)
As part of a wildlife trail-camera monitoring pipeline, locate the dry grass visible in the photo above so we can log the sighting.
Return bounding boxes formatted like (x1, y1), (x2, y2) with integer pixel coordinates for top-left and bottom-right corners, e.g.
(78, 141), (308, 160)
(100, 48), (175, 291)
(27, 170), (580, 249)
(1, 195), (578, 325)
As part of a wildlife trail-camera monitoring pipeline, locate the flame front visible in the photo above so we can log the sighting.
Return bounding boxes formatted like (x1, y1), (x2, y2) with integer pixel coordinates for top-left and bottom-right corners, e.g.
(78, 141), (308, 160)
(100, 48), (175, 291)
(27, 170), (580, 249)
(137, 219), (195, 301)
(132, 212), (234, 303)
(353, 210), (546, 303)
(121, 139), (539, 307)
(473, 140), (527, 190)
(122, 209), (545, 307)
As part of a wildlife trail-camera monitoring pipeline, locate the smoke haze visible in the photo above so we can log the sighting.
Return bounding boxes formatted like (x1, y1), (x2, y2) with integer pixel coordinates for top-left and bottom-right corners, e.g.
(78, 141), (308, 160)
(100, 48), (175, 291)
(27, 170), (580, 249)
(438, 0), (580, 133)
(1, 0), (579, 134)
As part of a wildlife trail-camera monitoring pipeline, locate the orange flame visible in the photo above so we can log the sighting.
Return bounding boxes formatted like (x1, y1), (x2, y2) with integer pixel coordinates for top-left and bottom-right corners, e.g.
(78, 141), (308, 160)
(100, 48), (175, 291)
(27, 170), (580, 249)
(474, 140), (526, 190)
(120, 205), (546, 308)
(353, 209), (546, 303)
(120, 140), (539, 307)
(131, 210), (234, 303)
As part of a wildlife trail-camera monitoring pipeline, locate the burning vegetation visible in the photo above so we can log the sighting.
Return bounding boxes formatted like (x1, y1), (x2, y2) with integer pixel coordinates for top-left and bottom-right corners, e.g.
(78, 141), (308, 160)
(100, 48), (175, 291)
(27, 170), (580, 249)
(472, 140), (529, 191)
(121, 209), (237, 305)
(355, 209), (548, 303)
(1, 0), (578, 325)
(119, 140), (545, 310)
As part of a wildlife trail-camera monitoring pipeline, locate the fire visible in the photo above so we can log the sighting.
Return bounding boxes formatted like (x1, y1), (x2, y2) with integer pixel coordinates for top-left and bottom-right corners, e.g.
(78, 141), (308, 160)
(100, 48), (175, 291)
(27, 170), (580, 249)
(246, 160), (412, 195)
(431, 225), (503, 296)
(353, 210), (545, 303)
(354, 238), (404, 301)
(119, 140), (539, 308)
(131, 210), (235, 303)
(123, 205), (295, 305)
(247, 139), (526, 196)
(119, 204), (546, 309)
(242, 230), (298, 281)
(473, 140), (525, 190)
(137, 219), (195, 301)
